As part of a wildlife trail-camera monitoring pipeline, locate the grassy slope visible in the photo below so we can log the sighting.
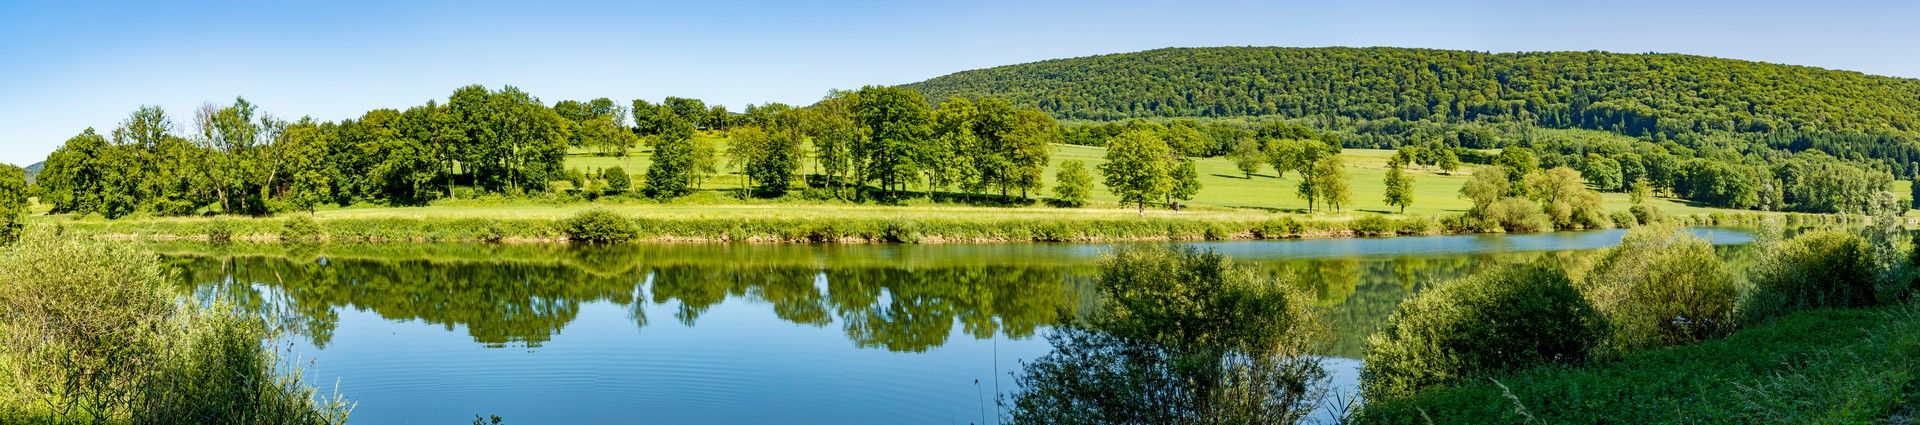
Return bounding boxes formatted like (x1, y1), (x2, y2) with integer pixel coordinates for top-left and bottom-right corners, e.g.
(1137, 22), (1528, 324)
(1355, 304), (1920, 424)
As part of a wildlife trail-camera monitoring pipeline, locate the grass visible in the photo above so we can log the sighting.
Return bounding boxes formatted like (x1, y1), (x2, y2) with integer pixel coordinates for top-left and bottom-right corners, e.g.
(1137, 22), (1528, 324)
(31, 131), (1849, 244)
(560, 132), (1748, 216)
(1353, 303), (1920, 424)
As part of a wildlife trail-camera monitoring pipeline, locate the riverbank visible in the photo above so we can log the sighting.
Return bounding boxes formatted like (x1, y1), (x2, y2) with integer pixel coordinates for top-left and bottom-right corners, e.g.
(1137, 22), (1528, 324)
(1354, 303), (1920, 423)
(37, 203), (1850, 245)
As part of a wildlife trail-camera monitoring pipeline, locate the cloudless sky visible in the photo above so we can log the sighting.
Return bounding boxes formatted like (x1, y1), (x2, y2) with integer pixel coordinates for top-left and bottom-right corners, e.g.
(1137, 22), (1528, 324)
(3, 0), (1917, 166)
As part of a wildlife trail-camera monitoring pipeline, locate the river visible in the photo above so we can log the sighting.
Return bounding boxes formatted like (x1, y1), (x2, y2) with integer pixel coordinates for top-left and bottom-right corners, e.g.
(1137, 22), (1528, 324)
(154, 228), (1755, 424)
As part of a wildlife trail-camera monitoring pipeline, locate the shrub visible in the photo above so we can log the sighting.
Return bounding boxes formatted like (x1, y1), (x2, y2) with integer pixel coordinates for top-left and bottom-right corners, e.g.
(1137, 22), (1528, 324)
(0, 233), (175, 418)
(1744, 231), (1878, 322)
(1009, 246), (1325, 423)
(206, 220), (235, 243)
(1350, 214), (1397, 236)
(1609, 210), (1638, 228)
(0, 233), (352, 423)
(1396, 215), (1440, 235)
(1581, 226), (1739, 353)
(880, 220), (923, 243)
(281, 215), (323, 242)
(601, 167), (632, 194)
(1253, 217), (1303, 239)
(562, 209), (637, 243)
(1482, 197), (1552, 233)
(1628, 204), (1669, 226)
(1362, 261), (1606, 401)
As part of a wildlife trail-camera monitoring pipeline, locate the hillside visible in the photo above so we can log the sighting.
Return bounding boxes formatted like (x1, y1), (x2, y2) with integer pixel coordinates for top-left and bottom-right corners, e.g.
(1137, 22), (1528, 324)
(23, 161), (41, 184)
(907, 47), (1920, 143)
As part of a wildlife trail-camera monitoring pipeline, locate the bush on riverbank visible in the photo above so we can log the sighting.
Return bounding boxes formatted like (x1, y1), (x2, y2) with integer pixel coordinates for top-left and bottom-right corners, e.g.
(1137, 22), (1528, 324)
(1008, 246), (1327, 423)
(1744, 230), (1880, 322)
(1361, 262), (1607, 401)
(1581, 226), (1740, 353)
(562, 209), (639, 243)
(0, 231), (352, 423)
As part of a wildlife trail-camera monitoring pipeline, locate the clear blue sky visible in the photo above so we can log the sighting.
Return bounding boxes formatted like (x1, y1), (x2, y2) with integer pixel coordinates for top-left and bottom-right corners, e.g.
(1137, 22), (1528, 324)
(3, 0), (1916, 166)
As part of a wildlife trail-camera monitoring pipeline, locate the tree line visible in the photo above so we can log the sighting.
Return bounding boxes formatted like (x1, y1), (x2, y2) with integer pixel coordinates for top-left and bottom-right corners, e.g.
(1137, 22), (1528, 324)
(28, 85), (1068, 218)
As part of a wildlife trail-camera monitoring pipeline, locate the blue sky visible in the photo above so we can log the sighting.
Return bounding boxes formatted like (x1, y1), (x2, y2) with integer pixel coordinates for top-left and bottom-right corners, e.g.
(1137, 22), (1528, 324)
(3, 0), (1916, 166)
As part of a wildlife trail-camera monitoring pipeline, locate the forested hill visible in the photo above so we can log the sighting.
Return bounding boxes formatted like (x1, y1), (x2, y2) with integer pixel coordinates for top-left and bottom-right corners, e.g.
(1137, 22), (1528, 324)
(21, 161), (41, 184)
(906, 47), (1920, 141)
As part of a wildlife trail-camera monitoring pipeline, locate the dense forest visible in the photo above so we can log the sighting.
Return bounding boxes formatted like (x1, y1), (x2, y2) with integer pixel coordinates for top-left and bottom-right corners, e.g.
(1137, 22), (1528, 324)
(910, 47), (1917, 212)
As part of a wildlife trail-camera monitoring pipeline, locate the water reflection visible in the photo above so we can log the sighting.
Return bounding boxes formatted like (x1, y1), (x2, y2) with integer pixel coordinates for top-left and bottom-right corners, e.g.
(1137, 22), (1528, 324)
(158, 227), (1753, 358)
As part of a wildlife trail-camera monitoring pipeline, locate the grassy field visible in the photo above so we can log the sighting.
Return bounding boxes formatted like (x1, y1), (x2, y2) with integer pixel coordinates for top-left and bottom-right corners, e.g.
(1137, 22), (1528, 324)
(30, 131), (1850, 244)
(561, 131), (1756, 216)
(1354, 303), (1920, 424)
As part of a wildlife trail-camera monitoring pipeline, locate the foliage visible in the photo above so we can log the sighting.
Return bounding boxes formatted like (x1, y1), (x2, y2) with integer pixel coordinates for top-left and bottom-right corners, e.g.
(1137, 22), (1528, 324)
(0, 165), (24, 244)
(911, 47), (1920, 148)
(0, 233), (353, 423)
(281, 215), (323, 242)
(1357, 305), (1920, 424)
(561, 209), (637, 243)
(643, 132), (700, 199)
(601, 166), (631, 194)
(1383, 155), (1413, 213)
(1361, 262), (1606, 401)
(1051, 160), (1093, 208)
(1743, 231), (1879, 322)
(1307, 154), (1350, 212)
(1581, 226), (1739, 353)
(726, 126), (804, 197)
(1097, 130), (1174, 213)
(1227, 137), (1264, 178)
(1522, 167), (1608, 230)
(1007, 246), (1325, 424)
(1167, 158), (1200, 206)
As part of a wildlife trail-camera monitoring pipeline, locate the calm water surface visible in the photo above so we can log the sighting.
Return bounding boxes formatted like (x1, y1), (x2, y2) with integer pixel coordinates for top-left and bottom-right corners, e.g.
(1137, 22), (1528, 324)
(156, 228), (1754, 424)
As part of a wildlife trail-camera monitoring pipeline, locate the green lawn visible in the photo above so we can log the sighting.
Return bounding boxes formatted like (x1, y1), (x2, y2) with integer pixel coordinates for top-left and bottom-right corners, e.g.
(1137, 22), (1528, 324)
(552, 132), (1759, 219)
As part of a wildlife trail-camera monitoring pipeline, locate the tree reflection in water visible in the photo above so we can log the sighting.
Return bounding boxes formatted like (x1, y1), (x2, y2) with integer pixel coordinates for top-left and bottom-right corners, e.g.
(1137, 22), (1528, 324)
(1006, 247), (1327, 424)
(161, 244), (1088, 350)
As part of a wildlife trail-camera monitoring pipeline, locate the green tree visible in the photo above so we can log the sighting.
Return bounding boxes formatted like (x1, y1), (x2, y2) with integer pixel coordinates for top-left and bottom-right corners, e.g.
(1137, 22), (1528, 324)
(795, 91), (861, 199)
(1524, 167), (1609, 230)
(1228, 137), (1264, 178)
(1309, 154), (1350, 212)
(1052, 160), (1093, 207)
(1168, 158), (1200, 207)
(1434, 145), (1461, 174)
(852, 86), (933, 197)
(0, 164), (25, 243)
(276, 119), (334, 214)
(1460, 166), (1512, 212)
(1098, 130), (1174, 215)
(602, 166), (632, 194)
(1583, 154), (1625, 191)
(1629, 176), (1653, 204)
(1384, 156), (1414, 213)
(644, 132), (699, 199)
(1496, 146), (1539, 182)
(728, 126), (804, 196)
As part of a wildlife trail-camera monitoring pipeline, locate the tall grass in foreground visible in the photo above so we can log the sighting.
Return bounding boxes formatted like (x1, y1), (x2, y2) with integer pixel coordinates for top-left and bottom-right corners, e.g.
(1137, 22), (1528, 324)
(0, 230), (352, 424)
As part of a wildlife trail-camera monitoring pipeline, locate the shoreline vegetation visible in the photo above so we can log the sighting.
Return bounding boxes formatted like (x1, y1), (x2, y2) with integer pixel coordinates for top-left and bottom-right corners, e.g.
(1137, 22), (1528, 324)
(47, 206), (1861, 245)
